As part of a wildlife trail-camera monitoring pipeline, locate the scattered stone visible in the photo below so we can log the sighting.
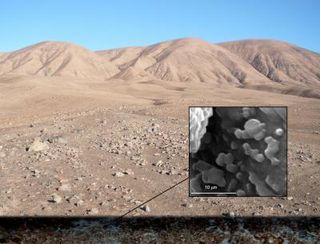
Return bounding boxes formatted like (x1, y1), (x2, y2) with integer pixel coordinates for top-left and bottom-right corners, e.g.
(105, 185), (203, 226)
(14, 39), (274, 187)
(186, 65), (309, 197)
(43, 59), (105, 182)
(287, 196), (294, 201)
(153, 160), (163, 167)
(223, 212), (235, 217)
(100, 120), (107, 125)
(113, 172), (125, 177)
(49, 193), (62, 203)
(0, 152), (6, 158)
(27, 138), (49, 152)
(40, 128), (47, 133)
(277, 203), (284, 208)
(87, 208), (99, 215)
(141, 205), (151, 212)
(75, 199), (84, 207)
(181, 203), (193, 208)
(67, 195), (83, 206)
(123, 169), (134, 175)
(31, 169), (41, 178)
(58, 184), (71, 192)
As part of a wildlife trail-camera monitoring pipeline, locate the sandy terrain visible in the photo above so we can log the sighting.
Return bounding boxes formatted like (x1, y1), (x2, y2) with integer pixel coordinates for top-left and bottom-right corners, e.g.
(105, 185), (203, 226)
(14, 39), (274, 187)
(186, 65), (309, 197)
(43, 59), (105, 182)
(0, 38), (319, 217)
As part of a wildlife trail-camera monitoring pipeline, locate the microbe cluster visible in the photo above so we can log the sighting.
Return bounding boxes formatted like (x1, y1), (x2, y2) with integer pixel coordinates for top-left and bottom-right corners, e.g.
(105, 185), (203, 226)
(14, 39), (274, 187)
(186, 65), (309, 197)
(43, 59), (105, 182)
(190, 107), (287, 197)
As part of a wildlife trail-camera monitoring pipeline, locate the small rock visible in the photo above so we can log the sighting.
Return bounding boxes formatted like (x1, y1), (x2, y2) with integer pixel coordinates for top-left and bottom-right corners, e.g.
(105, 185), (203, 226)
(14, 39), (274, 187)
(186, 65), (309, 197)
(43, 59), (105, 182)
(31, 169), (41, 178)
(75, 199), (84, 206)
(123, 169), (134, 175)
(27, 138), (49, 152)
(223, 212), (235, 217)
(141, 205), (151, 212)
(67, 195), (83, 206)
(153, 160), (163, 167)
(277, 203), (284, 208)
(287, 196), (293, 201)
(87, 208), (99, 215)
(0, 152), (6, 158)
(181, 203), (193, 208)
(113, 172), (125, 177)
(49, 193), (62, 203)
(151, 123), (159, 128)
(58, 184), (71, 192)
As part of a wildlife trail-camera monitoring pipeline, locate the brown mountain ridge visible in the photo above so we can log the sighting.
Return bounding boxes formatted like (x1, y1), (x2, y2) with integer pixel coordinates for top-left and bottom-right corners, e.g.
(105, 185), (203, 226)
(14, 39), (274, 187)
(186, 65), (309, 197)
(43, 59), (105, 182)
(0, 38), (319, 98)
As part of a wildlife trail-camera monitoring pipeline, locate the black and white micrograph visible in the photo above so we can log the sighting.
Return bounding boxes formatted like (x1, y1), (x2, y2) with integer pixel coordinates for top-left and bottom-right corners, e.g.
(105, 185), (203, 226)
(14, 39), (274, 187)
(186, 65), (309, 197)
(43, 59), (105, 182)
(189, 106), (287, 197)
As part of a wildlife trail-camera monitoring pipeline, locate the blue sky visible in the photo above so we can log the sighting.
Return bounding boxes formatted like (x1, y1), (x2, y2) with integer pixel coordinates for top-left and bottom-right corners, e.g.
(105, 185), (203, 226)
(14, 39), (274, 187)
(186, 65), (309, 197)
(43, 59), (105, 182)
(0, 0), (319, 52)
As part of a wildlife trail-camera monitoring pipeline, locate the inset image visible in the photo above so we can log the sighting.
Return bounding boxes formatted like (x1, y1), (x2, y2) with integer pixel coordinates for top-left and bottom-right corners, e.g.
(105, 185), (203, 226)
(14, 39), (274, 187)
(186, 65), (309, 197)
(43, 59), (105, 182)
(189, 106), (287, 197)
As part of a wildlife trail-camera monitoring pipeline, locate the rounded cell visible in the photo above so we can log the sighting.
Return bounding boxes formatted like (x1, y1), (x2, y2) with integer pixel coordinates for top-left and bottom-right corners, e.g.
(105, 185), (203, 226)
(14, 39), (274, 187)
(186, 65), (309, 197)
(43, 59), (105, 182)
(236, 189), (246, 196)
(226, 164), (238, 174)
(275, 128), (284, 136)
(255, 153), (265, 163)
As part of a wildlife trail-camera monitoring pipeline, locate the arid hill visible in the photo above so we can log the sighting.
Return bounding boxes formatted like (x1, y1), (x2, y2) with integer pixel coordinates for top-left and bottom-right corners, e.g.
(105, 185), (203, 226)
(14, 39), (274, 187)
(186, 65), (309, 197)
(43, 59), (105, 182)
(220, 39), (320, 98)
(97, 38), (271, 86)
(0, 38), (320, 98)
(220, 39), (320, 85)
(0, 41), (118, 79)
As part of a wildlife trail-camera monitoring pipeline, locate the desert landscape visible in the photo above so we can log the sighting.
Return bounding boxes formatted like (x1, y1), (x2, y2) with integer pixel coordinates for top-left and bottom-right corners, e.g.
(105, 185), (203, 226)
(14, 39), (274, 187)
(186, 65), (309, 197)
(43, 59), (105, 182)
(0, 37), (319, 217)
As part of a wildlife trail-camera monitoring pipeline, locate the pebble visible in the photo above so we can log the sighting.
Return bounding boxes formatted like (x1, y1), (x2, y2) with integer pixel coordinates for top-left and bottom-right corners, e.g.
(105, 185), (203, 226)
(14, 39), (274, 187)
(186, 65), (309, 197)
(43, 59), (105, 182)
(287, 196), (293, 201)
(153, 160), (163, 167)
(277, 203), (284, 208)
(0, 152), (6, 158)
(87, 208), (99, 215)
(50, 193), (62, 203)
(124, 169), (134, 175)
(223, 212), (235, 217)
(113, 172), (125, 177)
(67, 195), (83, 206)
(58, 184), (71, 192)
(27, 138), (49, 152)
(181, 203), (193, 208)
(31, 169), (41, 178)
(141, 205), (151, 212)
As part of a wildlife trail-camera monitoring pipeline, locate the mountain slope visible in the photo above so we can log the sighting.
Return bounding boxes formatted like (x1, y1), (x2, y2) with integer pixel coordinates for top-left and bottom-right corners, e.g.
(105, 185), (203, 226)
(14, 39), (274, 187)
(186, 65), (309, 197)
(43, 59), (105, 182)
(0, 41), (119, 79)
(220, 39), (320, 87)
(97, 38), (272, 86)
(1, 38), (320, 99)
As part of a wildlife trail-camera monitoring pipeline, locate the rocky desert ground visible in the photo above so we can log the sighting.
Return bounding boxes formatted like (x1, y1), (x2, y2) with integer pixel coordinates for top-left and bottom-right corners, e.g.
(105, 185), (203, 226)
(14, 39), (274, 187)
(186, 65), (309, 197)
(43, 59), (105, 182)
(0, 38), (319, 217)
